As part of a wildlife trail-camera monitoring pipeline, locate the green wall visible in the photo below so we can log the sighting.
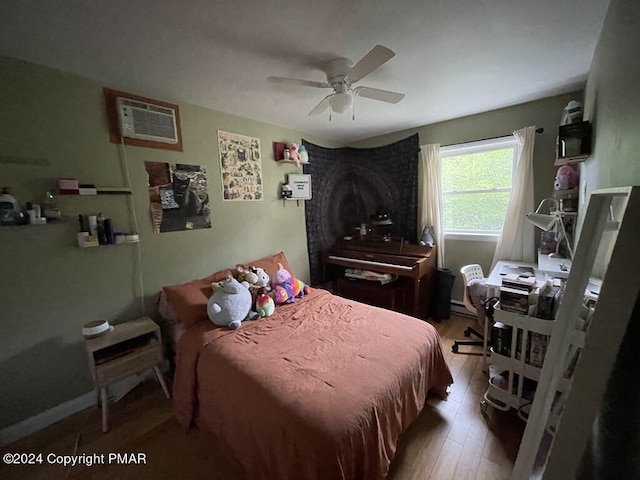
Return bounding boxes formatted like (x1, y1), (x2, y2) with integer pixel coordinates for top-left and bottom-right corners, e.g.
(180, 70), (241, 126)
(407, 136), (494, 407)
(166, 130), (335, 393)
(0, 56), (337, 429)
(348, 92), (583, 302)
(7, 0), (637, 428)
(579, 0), (640, 229)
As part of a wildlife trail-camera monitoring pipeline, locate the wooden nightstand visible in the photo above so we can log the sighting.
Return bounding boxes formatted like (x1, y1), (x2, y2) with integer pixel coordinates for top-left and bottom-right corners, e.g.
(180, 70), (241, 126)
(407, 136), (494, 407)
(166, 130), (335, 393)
(84, 316), (170, 432)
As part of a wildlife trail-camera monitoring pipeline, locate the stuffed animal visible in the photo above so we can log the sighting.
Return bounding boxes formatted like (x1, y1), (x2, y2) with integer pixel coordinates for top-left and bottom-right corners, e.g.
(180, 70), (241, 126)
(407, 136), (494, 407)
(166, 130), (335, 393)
(271, 263), (310, 304)
(289, 143), (300, 167)
(298, 144), (309, 164)
(207, 275), (255, 329)
(236, 265), (259, 285)
(554, 165), (578, 191)
(255, 287), (275, 317)
(281, 183), (293, 198)
(250, 266), (270, 290)
(210, 281), (222, 293)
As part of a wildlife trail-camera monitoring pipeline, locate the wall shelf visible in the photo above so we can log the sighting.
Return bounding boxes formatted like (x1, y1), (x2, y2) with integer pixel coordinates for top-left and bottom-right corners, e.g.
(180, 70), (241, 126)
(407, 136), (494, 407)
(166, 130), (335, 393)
(282, 198), (303, 207)
(556, 121), (591, 164)
(276, 159), (309, 165)
(554, 155), (589, 166)
(58, 187), (132, 196)
(79, 239), (140, 248)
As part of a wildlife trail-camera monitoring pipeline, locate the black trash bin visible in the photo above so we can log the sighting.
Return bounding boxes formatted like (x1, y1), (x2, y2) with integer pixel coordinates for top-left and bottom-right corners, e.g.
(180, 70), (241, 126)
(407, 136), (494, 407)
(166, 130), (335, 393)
(430, 268), (456, 322)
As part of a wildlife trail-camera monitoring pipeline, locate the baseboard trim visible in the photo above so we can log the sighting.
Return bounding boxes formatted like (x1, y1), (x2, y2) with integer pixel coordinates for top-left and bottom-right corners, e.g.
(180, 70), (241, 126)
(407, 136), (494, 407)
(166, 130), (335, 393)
(0, 371), (152, 447)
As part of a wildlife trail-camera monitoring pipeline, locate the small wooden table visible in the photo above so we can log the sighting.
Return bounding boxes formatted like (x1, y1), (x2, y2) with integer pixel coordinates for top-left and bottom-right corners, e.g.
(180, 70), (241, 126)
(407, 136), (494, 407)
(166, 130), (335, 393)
(84, 317), (170, 432)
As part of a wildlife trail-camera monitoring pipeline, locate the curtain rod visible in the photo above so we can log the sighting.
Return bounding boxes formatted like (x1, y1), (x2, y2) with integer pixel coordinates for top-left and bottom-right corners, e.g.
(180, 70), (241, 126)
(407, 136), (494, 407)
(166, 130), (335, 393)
(440, 127), (544, 148)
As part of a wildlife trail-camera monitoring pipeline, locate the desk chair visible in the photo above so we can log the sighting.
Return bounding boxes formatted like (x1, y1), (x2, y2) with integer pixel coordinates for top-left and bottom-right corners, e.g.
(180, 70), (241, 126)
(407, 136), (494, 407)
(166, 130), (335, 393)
(452, 264), (486, 354)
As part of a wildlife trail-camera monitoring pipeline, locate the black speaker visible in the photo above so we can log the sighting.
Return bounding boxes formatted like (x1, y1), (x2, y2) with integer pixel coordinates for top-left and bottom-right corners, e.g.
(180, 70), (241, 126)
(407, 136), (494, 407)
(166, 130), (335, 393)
(430, 268), (455, 322)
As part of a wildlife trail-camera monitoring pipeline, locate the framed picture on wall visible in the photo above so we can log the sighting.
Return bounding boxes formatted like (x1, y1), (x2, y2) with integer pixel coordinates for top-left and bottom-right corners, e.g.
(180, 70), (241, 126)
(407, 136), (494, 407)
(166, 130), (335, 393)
(288, 174), (312, 200)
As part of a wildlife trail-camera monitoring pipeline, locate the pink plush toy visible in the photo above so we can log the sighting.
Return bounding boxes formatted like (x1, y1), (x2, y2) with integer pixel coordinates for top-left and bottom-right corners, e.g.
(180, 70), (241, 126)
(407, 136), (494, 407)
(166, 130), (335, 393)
(271, 262), (310, 304)
(289, 143), (300, 167)
(554, 165), (578, 190)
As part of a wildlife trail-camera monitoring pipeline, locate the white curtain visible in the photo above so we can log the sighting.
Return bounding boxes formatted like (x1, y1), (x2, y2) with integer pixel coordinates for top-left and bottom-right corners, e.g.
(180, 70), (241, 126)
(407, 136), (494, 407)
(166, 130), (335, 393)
(419, 144), (444, 267)
(491, 126), (536, 268)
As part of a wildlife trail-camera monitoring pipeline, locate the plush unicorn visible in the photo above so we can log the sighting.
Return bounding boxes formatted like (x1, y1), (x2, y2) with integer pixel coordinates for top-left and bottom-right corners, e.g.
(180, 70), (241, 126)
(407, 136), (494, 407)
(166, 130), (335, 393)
(270, 263), (310, 304)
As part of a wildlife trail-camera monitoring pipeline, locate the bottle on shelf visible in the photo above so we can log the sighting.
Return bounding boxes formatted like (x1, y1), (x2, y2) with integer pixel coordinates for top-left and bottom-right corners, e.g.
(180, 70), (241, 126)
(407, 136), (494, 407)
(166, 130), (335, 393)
(97, 213), (107, 245)
(42, 191), (62, 221)
(0, 187), (19, 225)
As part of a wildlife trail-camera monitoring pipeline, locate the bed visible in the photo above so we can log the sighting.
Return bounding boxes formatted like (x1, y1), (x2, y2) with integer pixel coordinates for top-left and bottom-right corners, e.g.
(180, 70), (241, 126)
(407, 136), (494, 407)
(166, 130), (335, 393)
(162, 252), (453, 480)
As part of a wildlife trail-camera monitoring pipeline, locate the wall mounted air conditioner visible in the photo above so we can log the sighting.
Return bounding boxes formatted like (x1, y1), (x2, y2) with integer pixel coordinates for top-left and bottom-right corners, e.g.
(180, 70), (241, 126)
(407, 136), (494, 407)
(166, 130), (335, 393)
(116, 97), (178, 144)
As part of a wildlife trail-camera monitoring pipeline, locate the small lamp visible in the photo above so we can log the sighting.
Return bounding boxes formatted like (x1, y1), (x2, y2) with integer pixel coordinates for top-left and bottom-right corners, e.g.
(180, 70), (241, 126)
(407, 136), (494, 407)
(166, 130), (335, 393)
(526, 198), (574, 259)
(330, 92), (353, 114)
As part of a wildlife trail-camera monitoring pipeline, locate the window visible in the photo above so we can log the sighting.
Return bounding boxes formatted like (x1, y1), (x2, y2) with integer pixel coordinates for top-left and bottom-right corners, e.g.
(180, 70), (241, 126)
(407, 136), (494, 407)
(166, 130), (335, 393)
(440, 137), (517, 239)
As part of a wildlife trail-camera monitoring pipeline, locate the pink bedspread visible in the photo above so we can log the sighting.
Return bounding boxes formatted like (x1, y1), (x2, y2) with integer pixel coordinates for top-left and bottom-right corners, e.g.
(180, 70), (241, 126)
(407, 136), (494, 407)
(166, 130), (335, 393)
(173, 288), (452, 480)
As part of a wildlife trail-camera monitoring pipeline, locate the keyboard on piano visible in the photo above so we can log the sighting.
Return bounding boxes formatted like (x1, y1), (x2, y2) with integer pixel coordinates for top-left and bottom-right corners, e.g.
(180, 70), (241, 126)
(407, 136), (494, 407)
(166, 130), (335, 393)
(323, 238), (436, 319)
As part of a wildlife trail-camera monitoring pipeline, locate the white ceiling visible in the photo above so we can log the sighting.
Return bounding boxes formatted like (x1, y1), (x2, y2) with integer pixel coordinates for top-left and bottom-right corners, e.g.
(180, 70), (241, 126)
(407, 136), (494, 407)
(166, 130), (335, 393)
(0, 0), (610, 143)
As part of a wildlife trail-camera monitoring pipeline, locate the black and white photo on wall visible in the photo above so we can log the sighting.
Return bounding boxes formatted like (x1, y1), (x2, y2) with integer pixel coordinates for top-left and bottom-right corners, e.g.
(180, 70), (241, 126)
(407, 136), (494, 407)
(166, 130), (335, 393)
(145, 161), (211, 233)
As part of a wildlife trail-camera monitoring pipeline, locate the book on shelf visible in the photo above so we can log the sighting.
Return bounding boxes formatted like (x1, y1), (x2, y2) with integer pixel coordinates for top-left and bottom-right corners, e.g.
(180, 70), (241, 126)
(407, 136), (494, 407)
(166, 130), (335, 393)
(501, 273), (536, 292)
(344, 269), (397, 285)
(500, 286), (530, 314)
(535, 285), (562, 320)
(527, 332), (550, 368)
(499, 264), (535, 277)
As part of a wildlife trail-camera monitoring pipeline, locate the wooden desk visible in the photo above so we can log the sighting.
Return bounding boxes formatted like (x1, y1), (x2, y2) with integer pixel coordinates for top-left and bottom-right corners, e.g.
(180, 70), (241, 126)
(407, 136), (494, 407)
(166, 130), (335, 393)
(537, 251), (571, 278)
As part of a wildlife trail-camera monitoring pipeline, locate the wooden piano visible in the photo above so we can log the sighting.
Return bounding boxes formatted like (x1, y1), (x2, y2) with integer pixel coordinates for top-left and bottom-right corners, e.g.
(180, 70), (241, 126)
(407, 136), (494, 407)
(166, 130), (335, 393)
(323, 237), (437, 319)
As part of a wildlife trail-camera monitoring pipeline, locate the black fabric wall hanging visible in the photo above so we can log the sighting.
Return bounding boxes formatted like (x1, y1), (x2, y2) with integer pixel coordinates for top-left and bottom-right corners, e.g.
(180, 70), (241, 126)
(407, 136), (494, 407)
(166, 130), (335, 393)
(302, 134), (419, 285)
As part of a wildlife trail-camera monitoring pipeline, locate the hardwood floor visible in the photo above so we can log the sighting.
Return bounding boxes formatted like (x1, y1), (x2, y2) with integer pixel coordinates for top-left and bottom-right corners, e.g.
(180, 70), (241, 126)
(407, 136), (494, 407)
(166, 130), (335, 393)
(0, 315), (525, 480)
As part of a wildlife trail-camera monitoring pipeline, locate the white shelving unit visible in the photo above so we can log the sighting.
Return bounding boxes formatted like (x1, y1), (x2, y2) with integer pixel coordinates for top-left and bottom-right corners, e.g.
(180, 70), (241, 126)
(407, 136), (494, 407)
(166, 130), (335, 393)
(482, 306), (580, 422)
(512, 186), (639, 480)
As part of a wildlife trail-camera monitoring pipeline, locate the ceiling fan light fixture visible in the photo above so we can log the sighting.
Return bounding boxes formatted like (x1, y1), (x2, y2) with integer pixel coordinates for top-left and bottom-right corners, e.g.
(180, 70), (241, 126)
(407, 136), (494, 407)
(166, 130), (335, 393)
(331, 92), (353, 114)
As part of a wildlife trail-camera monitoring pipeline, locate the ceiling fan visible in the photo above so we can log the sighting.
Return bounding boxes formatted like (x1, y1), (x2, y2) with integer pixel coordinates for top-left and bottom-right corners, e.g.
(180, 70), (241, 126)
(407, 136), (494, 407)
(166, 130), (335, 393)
(268, 45), (405, 118)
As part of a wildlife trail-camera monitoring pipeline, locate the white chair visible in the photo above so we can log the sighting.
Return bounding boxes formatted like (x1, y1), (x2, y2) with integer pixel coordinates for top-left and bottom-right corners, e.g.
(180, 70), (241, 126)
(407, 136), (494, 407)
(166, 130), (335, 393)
(452, 264), (488, 361)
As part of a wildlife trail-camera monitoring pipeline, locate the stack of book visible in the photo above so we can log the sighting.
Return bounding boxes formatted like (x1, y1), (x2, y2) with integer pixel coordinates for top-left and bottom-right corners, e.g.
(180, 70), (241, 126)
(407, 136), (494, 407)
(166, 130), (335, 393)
(344, 269), (397, 285)
(500, 274), (536, 314)
(535, 283), (562, 320)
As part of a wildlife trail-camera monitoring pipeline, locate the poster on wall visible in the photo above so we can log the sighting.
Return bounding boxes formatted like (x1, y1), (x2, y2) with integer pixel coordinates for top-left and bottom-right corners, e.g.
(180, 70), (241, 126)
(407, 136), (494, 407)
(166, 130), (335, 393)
(218, 130), (263, 201)
(145, 161), (211, 233)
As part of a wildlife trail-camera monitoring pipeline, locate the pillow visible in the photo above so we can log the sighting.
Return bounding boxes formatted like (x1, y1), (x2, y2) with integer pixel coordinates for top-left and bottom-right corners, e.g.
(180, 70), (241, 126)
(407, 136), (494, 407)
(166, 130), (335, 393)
(163, 269), (232, 328)
(241, 251), (295, 280)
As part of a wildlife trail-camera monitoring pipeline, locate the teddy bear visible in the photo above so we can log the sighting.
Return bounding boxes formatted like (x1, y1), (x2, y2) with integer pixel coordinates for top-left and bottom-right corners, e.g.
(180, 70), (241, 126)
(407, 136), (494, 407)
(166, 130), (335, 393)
(236, 264), (259, 285)
(271, 263), (310, 304)
(207, 275), (258, 329)
(236, 265), (270, 289)
(288, 143), (300, 167)
(255, 287), (275, 317)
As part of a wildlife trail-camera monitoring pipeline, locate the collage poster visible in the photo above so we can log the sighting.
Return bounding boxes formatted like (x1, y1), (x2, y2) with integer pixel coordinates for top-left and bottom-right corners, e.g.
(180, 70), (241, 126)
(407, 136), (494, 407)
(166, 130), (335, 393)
(217, 130), (263, 201)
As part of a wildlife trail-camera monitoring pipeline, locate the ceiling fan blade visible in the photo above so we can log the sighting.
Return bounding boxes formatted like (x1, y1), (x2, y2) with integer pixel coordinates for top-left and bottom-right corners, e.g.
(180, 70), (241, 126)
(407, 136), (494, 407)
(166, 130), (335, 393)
(353, 86), (404, 104)
(268, 76), (330, 89)
(347, 45), (395, 83)
(308, 95), (332, 116)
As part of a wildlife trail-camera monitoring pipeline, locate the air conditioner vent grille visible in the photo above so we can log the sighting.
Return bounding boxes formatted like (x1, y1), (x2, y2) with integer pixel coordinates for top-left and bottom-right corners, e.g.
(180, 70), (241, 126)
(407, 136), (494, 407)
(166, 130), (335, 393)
(120, 98), (174, 116)
(130, 108), (176, 140)
(116, 96), (178, 144)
